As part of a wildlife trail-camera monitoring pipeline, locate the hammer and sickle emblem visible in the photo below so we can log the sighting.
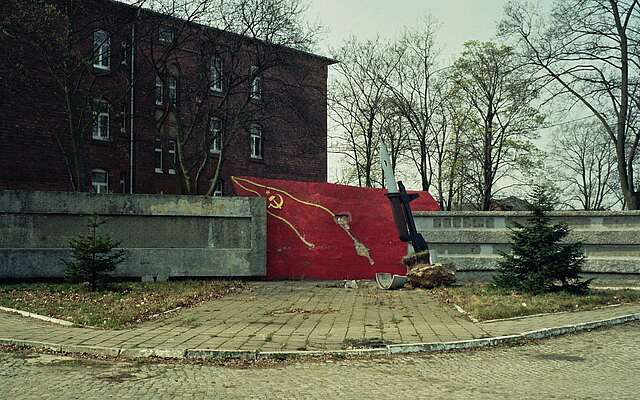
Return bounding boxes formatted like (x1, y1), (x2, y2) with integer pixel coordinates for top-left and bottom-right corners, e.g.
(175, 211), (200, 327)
(266, 190), (284, 210)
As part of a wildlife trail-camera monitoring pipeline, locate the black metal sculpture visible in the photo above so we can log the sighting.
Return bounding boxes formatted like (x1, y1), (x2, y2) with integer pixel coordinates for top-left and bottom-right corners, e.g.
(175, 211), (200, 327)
(385, 181), (429, 253)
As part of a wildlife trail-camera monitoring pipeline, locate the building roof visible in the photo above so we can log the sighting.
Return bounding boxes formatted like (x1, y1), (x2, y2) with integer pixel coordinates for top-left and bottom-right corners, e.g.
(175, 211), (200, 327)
(102, 0), (338, 65)
(491, 196), (531, 211)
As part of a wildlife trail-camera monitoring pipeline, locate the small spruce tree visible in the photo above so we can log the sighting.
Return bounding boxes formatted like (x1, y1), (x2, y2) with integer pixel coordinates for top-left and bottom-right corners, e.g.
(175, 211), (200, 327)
(63, 214), (126, 291)
(494, 185), (589, 294)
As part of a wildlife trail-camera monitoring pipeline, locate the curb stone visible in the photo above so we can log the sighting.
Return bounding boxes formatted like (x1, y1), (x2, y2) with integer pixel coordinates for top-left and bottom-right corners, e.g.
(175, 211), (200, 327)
(185, 350), (259, 360)
(59, 345), (121, 357)
(480, 303), (624, 324)
(387, 335), (523, 355)
(1, 312), (639, 362)
(255, 348), (388, 359)
(521, 313), (640, 340)
(0, 307), (74, 327)
(119, 348), (186, 359)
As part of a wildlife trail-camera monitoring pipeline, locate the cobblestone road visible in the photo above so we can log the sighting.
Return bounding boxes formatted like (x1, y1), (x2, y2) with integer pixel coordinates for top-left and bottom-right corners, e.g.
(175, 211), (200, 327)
(1, 323), (638, 399)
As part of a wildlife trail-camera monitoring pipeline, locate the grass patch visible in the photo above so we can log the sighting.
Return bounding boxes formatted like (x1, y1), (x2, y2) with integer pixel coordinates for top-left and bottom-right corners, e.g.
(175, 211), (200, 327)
(432, 284), (640, 321)
(0, 280), (245, 329)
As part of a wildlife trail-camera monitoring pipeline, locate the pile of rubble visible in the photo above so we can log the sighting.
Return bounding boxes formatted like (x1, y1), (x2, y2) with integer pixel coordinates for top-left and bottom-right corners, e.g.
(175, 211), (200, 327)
(403, 251), (456, 289)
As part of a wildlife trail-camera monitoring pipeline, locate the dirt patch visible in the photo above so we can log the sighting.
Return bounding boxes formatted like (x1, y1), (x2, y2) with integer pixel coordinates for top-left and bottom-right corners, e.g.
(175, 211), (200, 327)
(264, 307), (338, 316)
(532, 353), (586, 362)
(44, 358), (113, 369)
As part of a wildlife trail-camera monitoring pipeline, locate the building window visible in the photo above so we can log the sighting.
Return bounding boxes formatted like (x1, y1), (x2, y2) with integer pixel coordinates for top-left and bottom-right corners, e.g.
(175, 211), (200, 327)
(155, 75), (163, 105)
(92, 100), (110, 140)
(93, 30), (110, 69)
(250, 124), (262, 159)
(213, 180), (223, 197)
(168, 139), (176, 175)
(168, 76), (177, 106)
(159, 27), (175, 43)
(91, 169), (108, 193)
(210, 118), (222, 153)
(120, 41), (128, 65)
(119, 172), (127, 193)
(120, 102), (127, 133)
(250, 65), (261, 100)
(210, 55), (223, 94)
(154, 138), (163, 173)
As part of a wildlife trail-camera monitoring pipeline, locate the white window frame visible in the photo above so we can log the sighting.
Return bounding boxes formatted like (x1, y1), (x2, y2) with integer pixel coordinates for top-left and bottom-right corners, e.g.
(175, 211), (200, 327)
(154, 138), (163, 173)
(210, 55), (223, 94)
(250, 124), (263, 159)
(168, 76), (177, 106)
(250, 65), (261, 100)
(210, 118), (222, 153)
(159, 27), (175, 44)
(155, 75), (163, 105)
(120, 102), (127, 134)
(92, 100), (110, 141)
(120, 41), (128, 65)
(119, 172), (126, 194)
(93, 30), (110, 70)
(168, 139), (176, 175)
(91, 169), (109, 194)
(213, 180), (223, 197)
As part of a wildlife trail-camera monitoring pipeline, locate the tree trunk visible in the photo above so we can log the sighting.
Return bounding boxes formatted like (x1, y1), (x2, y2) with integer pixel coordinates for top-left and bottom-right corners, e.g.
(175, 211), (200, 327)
(625, 189), (640, 210)
(205, 147), (224, 197)
(616, 135), (639, 210)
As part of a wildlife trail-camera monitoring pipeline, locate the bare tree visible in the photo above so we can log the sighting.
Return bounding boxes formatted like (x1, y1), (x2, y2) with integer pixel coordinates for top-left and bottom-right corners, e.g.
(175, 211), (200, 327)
(431, 94), (470, 210)
(136, 0), (322, 195)
(378, 101), (411, 186)
(1, 0), (320, 195)
(135, 1), (224, 194)
(549, 121), (619, 210)
(451, 41), (544, 210)
(501, 0), (640, 209)
(329, 37), (397, 188)
(1, 0), (145, 191)
(384, 16), (446, 192)
(372, 17), (469, 208)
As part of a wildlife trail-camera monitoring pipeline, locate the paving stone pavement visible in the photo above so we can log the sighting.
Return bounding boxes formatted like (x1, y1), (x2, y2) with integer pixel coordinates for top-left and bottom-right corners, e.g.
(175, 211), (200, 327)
(0, 281), (639, 354)
(0, 281), (492, 352)
(1, 322), (639, 399)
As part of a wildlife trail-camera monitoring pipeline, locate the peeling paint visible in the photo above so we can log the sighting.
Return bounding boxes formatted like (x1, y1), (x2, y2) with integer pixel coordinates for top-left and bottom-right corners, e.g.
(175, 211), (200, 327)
(335, 217), (374, 265)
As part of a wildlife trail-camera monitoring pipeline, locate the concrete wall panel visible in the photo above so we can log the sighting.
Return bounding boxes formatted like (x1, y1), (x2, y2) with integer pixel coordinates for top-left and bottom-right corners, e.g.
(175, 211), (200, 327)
(415, 211), (640, 280)
(0, 190), (266, 280)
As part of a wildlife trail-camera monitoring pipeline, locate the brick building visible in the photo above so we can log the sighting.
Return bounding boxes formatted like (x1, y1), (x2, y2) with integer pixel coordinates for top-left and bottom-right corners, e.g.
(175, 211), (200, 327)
(0, 0), (335, 196)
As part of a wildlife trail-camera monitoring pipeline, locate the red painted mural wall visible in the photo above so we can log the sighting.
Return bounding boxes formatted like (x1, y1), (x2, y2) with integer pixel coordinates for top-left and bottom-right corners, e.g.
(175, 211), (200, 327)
(232, 176), (440, 280)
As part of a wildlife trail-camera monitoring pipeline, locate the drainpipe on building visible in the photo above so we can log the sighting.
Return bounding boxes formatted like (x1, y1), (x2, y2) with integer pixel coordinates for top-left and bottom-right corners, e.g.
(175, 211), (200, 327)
(129, 13), (138, 194)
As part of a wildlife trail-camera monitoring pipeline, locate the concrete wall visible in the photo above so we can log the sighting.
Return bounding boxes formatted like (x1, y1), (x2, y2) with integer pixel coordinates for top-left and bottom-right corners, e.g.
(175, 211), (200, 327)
(414, 211), (640, 281)
(0, 190), (267, 280)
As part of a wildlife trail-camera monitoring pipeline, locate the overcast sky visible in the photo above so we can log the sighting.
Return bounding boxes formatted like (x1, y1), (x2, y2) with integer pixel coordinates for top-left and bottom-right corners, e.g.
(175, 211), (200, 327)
(308, 0), (517, 62)
(307, 0), (526, 183)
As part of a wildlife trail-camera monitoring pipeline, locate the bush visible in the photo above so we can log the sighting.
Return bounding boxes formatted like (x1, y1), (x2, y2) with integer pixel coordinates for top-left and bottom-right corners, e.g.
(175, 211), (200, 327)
(493, 185), (590, 294)
(62, 214), (126, 291)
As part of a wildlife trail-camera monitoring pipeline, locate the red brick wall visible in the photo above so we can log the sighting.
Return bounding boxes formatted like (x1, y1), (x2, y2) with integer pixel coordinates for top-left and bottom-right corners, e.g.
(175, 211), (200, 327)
(0, 0), (330, 195)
